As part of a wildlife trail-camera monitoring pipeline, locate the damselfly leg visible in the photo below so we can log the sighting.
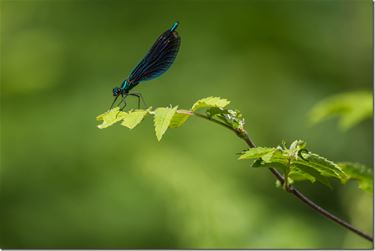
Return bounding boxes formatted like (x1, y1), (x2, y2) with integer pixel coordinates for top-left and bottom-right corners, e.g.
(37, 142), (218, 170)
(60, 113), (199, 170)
(109, 95), (120, 110)
(119, 97), (128, 111)
(129, 93), (147, 109)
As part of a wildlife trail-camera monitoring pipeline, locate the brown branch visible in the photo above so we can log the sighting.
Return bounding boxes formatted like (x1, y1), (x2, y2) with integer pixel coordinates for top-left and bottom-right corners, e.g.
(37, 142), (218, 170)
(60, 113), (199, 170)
(190, 111), (373, 242)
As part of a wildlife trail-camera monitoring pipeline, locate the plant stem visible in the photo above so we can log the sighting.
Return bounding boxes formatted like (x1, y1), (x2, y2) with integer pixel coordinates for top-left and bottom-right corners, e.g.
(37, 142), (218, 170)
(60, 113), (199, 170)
(192, 111), (373, 242)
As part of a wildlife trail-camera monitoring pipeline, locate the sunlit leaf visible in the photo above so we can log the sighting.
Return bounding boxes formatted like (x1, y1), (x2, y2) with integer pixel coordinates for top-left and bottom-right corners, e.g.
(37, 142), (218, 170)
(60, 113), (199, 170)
(225, 109), (246, 130)
(308, 91), (372, 130)
(338, 162), (373, 193)
(169, 110), (191, 128)
(206, 107), (246, 131)
(191, 96), (230, 111)
(289, 140), (307, 151)
(96, 107), (127, 129)
(238, 147), (276, 160)
(154, 106), (178, 141)
(221, 109), (245, 130)
(262, 149), (286, 163)
(121, 108), (151, 129)
(206, 107), (229, 117)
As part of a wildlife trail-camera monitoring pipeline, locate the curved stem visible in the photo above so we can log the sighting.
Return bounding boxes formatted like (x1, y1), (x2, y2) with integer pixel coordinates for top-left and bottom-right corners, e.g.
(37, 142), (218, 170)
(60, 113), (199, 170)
(192, 111), (373, 242)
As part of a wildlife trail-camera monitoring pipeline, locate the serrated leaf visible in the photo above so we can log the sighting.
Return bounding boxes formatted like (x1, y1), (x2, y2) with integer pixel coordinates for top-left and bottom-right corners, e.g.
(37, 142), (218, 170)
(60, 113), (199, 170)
(191, 97), (230, 111)
(169, 110), (191, 128)
(252, 160), (289, 172)
(262, 149), (283, 163)
(292, 163), (332, 188)
(206, 107), (246, 131)
(207, 108), (233, 127)
(241, 141), (350, 189)
(242, 147), (289, 171)
(239, 147), (276, 160)
(206, 107), (229, 117)
(96, 107), (127, 129)
(288, 167), (316, 183)
(308, 91), (372, 131)
(153, 106), (178, 141)
(121, 108), (151, 129)
(289, 140), (307, 151)
(221, 109), (246, 130)
(338, 162), (373, 193)
(294, 153), (348, 183)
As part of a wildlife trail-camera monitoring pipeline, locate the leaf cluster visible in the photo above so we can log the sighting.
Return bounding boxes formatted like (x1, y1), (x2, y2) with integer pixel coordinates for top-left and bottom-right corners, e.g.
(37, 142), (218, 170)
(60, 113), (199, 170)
(96, 96), (231, 141)
(97, 97), (372, 193)
(239, 140), (372, 192)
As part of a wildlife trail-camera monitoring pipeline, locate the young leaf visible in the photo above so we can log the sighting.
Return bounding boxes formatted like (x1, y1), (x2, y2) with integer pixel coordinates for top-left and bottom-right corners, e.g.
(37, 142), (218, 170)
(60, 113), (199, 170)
(121, 108), (151, 129)
(206, 107), (229, 117)
(169, 110), (191, 128)
(288, 167), (316, 184)
(294, 153), (348, 183)
(238, 147), (276, 160)
(261, 149), (284, 163)
(292, 163), (333, 188)
(191, 96), (230, 111)
(308, 91), (372, 131)
(212, 109), (246, 131)
(337, 162), (373, 193)
(223, 109), (245, 130)
(96, 107), (127, 129)
(289, 140), (307, 151)
(154, 106), (178, 141)
(251, 159), (289, 172)
(240, 147), (289, 171)
(240, 141), (349, 189)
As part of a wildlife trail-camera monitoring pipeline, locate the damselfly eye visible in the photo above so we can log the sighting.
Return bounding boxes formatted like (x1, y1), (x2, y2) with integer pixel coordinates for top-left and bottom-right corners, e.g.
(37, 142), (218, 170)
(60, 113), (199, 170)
(112, 87), (120, 96)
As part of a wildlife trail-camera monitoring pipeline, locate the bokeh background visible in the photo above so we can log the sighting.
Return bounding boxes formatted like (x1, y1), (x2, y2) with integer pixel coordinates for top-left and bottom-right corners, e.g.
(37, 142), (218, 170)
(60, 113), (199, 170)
(0, 0), (373, 249)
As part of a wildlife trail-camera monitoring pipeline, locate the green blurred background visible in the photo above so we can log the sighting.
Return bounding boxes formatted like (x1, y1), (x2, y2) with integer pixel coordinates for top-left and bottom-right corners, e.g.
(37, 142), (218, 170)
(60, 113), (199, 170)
(0, 0), (373, 249)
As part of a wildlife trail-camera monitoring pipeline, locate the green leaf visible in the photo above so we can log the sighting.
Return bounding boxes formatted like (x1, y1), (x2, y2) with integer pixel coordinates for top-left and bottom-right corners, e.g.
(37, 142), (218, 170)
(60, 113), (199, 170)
(191, 96), (230, 111)
(292, 163), (333, 188)
(289, 140), (307, 151)
(252, 159), (288, 172)
(240, 147), (289, 172)
(338, 162), (373, 193)
(288, 167), (316, 184)
(206, 107), (246, 131)
(262, 149), (284, 163)
(294, 153), (348, 183)
(121, 108), (151, 129)
(219, 109), (246, 130)
(238, 147), (276, 160)
(308, 91), (372, 130)
(153, 106), (178, 141)
(206, 107), (229, 117)
(169, 110), (191, 128)
(240, 147), (289, 171)
(240, 141), (349, 189)
(96, 107), (127, 129)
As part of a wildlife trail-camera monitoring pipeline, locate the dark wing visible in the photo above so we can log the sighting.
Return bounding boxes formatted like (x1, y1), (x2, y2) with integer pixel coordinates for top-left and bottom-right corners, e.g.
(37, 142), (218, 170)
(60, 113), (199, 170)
(128, 29), (181, 84)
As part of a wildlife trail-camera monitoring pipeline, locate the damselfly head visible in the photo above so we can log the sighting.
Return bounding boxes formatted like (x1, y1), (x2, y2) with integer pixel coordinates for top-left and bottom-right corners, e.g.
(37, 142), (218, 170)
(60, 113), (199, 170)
(112, 87), (121, 97)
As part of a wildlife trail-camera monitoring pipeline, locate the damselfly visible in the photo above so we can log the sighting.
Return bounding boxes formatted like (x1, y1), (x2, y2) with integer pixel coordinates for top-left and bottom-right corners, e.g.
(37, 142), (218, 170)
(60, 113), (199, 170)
(110, 21), (181, 110)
